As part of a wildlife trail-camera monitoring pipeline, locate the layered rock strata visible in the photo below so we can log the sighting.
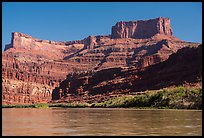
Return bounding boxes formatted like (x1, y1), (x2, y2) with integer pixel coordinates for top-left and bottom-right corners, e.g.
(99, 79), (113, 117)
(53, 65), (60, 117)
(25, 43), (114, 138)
(2, 17), (201, 104)
(53, 45), (202, 103)
(111, 17), (173, 39)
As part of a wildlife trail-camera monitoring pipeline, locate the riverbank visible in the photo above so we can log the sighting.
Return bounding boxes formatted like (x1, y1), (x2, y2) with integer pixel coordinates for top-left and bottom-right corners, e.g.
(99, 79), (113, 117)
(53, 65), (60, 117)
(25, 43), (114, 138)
(2, 86), (202, 110)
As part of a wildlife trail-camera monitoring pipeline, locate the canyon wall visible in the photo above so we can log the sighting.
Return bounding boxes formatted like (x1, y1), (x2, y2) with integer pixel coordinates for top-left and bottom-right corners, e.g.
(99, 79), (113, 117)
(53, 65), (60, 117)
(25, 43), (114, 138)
(2, 17), (200, 104)
(111, 17), (173, 39)
(53, 45), (202, 103)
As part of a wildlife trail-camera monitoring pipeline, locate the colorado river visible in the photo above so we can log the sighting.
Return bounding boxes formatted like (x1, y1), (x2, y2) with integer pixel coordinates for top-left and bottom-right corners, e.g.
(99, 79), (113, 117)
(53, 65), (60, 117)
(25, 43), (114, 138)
(2, 108), (202, 136)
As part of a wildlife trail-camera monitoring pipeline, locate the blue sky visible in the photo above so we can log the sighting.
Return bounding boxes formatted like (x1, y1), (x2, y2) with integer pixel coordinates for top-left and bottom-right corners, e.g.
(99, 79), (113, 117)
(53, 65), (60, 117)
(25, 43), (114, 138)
(2, 2), (202, 51)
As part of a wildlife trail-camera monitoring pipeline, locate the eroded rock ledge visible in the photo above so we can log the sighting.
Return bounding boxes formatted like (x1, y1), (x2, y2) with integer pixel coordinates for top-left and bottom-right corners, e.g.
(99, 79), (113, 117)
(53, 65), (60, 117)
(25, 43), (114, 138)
(111, 17), (173, 39)
(2, 17), (201, 105)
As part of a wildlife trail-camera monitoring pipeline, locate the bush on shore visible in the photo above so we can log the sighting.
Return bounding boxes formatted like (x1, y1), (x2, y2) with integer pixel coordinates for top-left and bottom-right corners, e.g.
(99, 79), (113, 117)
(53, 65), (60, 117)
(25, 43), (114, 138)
(91, 86), (202, 109)
(2, 86), (202, 110)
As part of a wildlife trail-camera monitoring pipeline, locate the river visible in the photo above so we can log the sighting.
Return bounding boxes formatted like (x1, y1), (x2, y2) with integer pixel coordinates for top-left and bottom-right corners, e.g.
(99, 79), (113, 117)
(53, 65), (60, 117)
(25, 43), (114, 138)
(2, 108), (202, 136)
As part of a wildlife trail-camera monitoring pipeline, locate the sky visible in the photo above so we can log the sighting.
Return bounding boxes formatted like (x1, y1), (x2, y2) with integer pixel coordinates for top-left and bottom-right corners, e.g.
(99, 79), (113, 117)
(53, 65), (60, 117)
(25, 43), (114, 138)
(2, 2), (202, 51)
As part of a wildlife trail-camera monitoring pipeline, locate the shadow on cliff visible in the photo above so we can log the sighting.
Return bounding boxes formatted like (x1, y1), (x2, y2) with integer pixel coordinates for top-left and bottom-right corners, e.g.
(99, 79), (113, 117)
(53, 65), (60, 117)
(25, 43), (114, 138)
(126, 39), (168, 66)
(129, 44), (202, 91)
(63, 48), (85, 60)
(51, 44), (202, 101)
(94, 48), (113, 70)
(52, 87), (60, 100)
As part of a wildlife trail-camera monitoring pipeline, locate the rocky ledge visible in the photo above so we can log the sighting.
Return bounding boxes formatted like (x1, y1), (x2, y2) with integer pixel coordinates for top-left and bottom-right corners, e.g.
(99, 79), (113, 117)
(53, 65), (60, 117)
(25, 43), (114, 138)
(2, 17), (201, 105)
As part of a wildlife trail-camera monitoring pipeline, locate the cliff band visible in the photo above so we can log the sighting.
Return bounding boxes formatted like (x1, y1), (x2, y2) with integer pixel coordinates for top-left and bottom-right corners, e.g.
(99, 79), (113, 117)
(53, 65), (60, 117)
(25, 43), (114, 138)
(2, 17), (201, 104)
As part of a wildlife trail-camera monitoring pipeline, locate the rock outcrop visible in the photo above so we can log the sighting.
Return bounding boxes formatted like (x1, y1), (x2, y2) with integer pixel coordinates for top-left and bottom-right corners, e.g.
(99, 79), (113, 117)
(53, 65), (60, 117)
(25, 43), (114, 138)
(111, 17), (173, 39)
(2, 17), (201, 104)
(52, 45), (202, 103)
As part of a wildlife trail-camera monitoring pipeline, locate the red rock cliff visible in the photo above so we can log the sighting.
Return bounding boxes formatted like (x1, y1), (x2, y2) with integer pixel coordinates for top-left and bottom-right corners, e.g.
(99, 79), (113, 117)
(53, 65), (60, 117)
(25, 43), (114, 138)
(2, 17), (200, 105)
(111, 17), (173, 39)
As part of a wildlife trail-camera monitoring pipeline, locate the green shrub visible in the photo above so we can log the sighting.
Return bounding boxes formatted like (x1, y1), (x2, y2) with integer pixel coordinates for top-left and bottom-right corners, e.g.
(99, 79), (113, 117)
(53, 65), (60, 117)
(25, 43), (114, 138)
(34, 103), (49, 108)
(2, 86), (202, 110)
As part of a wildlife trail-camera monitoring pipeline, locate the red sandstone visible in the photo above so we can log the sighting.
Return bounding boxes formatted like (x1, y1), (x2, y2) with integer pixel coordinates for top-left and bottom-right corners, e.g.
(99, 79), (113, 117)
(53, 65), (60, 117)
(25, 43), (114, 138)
(2, 17), (201, 104)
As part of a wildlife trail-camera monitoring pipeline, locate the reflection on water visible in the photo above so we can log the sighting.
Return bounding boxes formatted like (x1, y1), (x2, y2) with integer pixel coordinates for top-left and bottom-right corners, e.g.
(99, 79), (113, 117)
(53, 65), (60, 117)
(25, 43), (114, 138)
(2, 108), (202, 136)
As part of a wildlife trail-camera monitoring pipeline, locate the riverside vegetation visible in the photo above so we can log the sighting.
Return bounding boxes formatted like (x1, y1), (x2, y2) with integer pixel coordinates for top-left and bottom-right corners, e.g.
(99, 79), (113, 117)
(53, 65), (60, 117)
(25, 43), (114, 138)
(2, 86), (202, 110)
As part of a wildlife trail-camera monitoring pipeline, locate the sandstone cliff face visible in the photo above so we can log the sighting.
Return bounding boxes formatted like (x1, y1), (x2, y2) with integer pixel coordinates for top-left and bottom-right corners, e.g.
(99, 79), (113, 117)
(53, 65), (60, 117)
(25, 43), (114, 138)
(111, 17), (173, 39)
(84, 36), (97, 49)
(2, 17), (200, 104)
(2, 51), (62, 104)
(53, 45), (202, 103)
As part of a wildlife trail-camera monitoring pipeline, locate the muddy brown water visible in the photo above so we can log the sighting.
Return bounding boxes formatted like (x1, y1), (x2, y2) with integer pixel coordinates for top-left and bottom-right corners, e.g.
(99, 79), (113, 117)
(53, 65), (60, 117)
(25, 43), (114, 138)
(2, 108), (202, 136)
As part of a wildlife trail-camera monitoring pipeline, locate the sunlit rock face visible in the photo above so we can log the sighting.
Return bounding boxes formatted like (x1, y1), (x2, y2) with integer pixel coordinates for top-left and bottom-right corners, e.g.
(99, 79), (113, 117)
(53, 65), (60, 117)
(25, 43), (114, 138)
(52, 45), (202, 103)
(111, 17), (173, 39)
(2, 17), (200, 104)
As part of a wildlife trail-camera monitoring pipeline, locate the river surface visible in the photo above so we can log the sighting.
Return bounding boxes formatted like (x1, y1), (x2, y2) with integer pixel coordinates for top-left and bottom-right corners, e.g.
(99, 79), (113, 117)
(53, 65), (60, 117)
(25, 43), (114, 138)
(2, 108), (202, 136)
